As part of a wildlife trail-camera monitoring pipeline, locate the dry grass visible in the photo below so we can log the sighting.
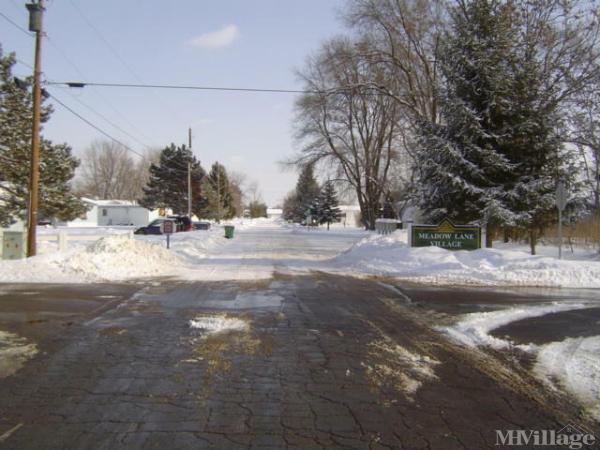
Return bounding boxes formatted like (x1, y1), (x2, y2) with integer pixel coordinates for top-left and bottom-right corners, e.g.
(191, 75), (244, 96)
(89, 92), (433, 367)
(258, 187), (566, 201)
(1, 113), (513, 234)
(543, 213), (600, 249)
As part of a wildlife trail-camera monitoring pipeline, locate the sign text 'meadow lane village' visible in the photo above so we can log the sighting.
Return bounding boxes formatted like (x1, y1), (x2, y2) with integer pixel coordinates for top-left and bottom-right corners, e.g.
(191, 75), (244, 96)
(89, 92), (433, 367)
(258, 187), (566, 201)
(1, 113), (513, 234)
(410, 219), (482, 250)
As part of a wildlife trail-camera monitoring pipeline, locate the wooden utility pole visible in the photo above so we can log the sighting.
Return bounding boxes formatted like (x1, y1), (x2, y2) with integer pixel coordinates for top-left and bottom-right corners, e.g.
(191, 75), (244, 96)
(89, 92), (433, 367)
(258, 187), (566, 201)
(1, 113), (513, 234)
(26, 0), (45, 257)
(187, 128), (192, 218)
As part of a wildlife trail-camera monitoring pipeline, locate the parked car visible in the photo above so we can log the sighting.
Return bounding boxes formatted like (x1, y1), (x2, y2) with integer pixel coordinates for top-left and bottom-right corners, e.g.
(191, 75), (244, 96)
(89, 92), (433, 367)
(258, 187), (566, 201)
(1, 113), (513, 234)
(134, 216), (192, 235)
(134, 218), (168, 235)
(193, 221), (211, 231)
(170, 215), (192, 232)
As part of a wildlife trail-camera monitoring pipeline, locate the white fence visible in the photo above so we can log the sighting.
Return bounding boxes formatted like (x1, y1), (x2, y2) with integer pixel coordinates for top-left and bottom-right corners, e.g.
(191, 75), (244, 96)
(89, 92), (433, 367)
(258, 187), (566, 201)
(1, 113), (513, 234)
(38, 230), (134, 252)
(0, 228), (134, 257)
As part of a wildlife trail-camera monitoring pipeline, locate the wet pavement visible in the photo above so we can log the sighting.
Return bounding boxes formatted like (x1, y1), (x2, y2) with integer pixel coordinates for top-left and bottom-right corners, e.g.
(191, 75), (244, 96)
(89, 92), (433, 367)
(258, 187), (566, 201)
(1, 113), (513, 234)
(0, 274), (598, 449)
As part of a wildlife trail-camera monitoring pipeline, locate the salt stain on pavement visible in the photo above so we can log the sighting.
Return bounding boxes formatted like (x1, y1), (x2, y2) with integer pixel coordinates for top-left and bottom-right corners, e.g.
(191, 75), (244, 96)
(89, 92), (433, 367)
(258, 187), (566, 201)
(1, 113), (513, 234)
(362, 338), (440, 401)
(0, 331), (38, 378)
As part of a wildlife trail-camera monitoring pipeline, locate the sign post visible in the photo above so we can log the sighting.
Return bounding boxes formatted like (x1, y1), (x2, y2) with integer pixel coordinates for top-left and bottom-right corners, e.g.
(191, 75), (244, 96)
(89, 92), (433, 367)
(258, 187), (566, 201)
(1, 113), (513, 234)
(556, 182), (567, 260)
(161, 220), (175, 249)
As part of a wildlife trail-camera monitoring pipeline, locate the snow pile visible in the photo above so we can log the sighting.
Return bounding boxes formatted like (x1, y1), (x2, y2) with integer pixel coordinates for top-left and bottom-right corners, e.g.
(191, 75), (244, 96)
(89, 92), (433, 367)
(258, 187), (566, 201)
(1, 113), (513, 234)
(56, 236), (185, 281)
(189, 315), (249, 335)
(331, 231), (600, 288)
(440, 303), (589, 350)
(534, 336), (600, 421)
(0, 331), (38, 378)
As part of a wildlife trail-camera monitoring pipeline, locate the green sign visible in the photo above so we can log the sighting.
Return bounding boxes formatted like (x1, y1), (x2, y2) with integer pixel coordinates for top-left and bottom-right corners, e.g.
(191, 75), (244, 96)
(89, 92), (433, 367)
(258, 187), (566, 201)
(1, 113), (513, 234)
(411, 218), (481, 251)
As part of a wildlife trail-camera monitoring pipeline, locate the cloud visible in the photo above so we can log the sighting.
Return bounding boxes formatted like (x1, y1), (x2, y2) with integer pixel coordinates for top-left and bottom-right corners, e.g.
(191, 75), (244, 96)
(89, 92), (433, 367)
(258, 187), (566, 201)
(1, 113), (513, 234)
(187, 25), (240, 49)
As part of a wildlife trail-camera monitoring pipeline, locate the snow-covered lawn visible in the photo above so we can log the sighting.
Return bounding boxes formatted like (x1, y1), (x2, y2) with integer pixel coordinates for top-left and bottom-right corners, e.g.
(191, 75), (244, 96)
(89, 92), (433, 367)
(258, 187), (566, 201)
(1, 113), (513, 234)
(0, 219), (599, 288)
(329, 230), (600, 288)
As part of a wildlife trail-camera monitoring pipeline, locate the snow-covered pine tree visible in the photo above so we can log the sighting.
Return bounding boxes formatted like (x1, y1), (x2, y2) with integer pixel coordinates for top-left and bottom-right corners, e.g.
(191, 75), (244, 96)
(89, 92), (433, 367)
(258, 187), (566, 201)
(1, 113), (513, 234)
(292, 164), (320, 223)
(417, 1), (592, 253)
(318, 180), (341, 230)
(0, 47), (86, 226)
(139, 143), (205, 216)
(415, 0), (518, 242)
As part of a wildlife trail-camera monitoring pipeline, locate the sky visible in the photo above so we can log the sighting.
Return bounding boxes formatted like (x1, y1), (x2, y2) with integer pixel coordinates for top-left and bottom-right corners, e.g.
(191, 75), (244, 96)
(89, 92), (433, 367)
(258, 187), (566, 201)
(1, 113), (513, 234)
(1, 0), (347, 206)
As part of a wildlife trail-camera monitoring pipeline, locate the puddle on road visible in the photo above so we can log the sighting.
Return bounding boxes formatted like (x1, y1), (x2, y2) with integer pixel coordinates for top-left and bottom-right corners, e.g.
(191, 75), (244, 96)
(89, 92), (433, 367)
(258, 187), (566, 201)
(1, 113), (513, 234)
(0, 330), (38, 378)
(201, 292), (283, 310)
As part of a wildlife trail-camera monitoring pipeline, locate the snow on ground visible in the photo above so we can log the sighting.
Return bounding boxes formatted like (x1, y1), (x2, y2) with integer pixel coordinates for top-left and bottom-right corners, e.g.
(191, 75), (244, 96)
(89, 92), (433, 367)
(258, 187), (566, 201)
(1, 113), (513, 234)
(0, 331), (38, 378)
(0, 220), (599, 287)
(189, 315), (249, 335)
(534, 336), (600, 421)
(440, 303), (600, 420)
(329, 230), (600, 288)
(439, 303), (590, 351)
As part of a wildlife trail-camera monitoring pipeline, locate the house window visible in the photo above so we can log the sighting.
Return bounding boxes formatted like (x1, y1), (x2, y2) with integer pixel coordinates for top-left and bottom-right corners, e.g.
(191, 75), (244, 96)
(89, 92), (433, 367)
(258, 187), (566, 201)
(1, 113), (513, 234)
(102, 209), (108, 216)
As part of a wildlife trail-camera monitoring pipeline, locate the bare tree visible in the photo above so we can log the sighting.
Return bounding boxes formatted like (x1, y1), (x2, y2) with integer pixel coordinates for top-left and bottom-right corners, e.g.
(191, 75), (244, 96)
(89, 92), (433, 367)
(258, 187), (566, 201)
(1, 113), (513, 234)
(344, 0), (445, 126)
(76, 139), (158, 201)
(569, 92), (600, 211)
(228, 171), (247, 217)
(294, 37), (402, 229)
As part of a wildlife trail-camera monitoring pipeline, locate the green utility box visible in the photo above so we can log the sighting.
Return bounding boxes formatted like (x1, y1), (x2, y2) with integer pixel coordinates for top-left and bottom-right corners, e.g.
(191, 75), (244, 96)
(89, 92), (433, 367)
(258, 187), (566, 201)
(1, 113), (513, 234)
(224, 225), (235, 239)
(2, 231), (26, 260)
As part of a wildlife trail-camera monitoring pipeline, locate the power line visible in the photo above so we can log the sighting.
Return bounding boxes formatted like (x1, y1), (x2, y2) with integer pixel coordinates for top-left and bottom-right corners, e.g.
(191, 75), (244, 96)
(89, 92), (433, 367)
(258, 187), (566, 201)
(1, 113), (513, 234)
(67, 0), (144, 86)
(0, 10), (33, 37)
(15, 58), (34, 70)
(45, 90), (145, 159)
(67, 0), (188, 125)
(45, 80), (324, 94)
(44, 35), (157, 146)
(46, 90), (199, 176)
(56, 86), (153, 150)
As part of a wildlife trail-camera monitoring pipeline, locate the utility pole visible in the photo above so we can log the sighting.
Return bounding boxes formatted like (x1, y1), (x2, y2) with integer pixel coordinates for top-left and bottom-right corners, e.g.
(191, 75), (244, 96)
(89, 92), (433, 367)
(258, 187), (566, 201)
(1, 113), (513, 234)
(26, 0), (45, 257)
(217, 165), (221, 223)
(187, 127), (192, 218)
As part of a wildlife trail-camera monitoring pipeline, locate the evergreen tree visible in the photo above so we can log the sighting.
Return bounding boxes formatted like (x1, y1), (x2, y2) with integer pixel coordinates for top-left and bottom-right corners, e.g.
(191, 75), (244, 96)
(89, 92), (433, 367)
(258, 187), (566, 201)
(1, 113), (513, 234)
(139, 143), (205, 216)
(0, 47), (85, 226)
(415, 1), (517, 234)
(282, 190), (299, 222)
(292, 164), (320, 222)
(317, 180), (341, 230)
(197, 162), (235, 221)
(248, 200), (267, 218)
(415, 0), (576, 252)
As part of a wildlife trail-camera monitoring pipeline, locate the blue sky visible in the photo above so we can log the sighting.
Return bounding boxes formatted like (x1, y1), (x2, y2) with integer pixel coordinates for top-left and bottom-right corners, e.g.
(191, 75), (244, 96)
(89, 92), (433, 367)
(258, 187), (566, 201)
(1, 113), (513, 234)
(1, 0), (346, 206)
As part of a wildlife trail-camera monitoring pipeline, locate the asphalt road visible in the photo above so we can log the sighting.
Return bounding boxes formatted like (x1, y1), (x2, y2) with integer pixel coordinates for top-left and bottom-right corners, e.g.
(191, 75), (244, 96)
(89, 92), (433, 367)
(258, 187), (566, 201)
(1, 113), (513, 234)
(0, 275), (597, 449)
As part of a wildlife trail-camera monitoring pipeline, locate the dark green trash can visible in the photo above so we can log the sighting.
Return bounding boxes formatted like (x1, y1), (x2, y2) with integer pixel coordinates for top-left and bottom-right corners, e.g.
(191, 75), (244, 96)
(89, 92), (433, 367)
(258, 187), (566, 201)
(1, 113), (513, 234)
(224, 225), (235, 239)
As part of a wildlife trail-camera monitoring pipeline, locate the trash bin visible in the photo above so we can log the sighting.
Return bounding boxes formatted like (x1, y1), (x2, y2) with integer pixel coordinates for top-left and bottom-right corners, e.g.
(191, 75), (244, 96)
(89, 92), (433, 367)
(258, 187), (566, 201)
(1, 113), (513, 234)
(224, 225), (235, 239)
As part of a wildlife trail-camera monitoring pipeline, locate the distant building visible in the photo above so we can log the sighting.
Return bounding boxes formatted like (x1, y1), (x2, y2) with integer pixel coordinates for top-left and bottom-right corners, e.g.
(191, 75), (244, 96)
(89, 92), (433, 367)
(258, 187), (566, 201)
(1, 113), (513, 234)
(339, 205), (362, 227)
(267, 208), (283, 220)
(57, 198), (159, 227)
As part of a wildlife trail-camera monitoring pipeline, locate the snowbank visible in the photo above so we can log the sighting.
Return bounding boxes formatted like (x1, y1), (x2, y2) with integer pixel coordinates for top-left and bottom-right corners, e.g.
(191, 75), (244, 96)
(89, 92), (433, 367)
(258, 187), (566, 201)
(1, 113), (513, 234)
(0, 236), (186, 283)
(534, 336), (600, 421)
(331, 231), (600, 288)
(439, 303), (589, 350)
(439, 303), (600, 420)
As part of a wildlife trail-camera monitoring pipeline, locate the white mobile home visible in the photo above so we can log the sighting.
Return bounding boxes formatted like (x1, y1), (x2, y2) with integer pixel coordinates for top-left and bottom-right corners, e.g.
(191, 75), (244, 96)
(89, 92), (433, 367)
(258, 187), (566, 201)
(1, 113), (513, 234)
(63, 198), (152, 227)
